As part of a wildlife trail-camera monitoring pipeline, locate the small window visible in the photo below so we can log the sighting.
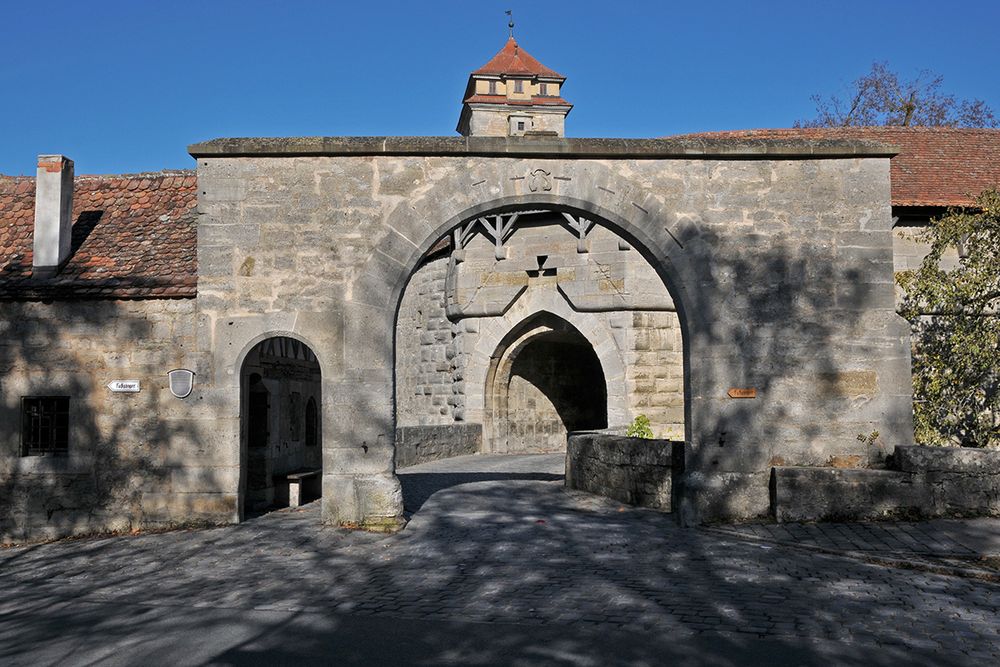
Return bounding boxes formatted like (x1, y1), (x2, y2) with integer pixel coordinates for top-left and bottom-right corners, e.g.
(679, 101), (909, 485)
(21, 396), (70, 456)
(517, 121), (525, 131)
(305, 397), (319, 447)
(289, 392), (302, 440)
(540, 83), (548, 96)
(488, 80), (497, 95)
(514, 79), (523, 93)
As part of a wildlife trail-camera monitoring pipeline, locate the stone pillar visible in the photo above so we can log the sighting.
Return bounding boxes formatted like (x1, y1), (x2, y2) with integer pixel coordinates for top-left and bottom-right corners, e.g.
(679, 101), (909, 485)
(32, 154), (74, 278)
(321, 301), (404, 531)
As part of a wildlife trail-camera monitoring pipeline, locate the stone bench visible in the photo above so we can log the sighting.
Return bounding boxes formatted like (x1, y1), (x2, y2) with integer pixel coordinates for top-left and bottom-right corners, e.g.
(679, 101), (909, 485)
(275, 469), (321, 508)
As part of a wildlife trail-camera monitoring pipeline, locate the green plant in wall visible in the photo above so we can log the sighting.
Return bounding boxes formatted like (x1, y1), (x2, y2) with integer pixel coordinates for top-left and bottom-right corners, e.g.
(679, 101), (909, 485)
(626, 414), (654, 439)
(896, 188), (1000, 448)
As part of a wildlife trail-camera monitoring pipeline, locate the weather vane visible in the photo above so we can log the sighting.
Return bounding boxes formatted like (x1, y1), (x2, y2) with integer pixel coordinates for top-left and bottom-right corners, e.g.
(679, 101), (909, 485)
(506, 10), (514, 38)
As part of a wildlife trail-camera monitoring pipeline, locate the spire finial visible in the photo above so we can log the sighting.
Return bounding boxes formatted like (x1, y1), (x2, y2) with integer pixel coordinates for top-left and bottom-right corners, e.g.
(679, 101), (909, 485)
(506, 10), (514, 39)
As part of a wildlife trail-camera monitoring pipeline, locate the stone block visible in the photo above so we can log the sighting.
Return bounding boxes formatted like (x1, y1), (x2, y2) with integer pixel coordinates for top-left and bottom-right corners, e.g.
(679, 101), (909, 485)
(893, 445), (1000, 475)
(770, 467), (931, 522)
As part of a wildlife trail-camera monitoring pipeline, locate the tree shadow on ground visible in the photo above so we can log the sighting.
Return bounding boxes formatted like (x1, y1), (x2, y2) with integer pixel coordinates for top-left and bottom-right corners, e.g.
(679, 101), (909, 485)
(0, 479), (995, 666)
(398, 471), (564, 514)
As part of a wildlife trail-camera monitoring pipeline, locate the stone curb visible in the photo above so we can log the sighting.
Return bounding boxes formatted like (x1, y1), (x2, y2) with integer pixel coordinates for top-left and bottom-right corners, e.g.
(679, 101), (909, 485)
(704, 527), (1000, 584)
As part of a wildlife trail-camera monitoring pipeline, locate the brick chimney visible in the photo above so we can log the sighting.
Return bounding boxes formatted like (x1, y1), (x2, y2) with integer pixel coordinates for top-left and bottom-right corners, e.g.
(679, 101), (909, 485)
(32, 154), (74, 278)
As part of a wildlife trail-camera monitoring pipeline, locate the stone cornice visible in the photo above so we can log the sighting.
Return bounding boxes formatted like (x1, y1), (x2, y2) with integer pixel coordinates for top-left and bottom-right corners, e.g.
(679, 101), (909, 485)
(188, 136), (899, 160)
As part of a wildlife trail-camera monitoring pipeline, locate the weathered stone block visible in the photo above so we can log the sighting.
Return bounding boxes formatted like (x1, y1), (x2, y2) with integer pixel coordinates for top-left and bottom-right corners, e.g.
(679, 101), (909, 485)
(566, 432), (681, 511)
(894, 445), (1000, 475)
(770, 467), (931, 522)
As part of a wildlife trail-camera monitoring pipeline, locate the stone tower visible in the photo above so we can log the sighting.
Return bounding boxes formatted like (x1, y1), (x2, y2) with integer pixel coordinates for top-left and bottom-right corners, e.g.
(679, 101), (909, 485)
(456, 37), (572, 137)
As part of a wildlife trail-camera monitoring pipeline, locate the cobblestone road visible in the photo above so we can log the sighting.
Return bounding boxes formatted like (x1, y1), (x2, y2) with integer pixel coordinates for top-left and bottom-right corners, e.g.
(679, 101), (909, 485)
(1, 453), (998, 665)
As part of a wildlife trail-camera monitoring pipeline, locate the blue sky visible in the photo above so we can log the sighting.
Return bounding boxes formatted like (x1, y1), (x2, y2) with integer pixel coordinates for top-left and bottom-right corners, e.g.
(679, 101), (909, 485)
(1, 1), (998, 175)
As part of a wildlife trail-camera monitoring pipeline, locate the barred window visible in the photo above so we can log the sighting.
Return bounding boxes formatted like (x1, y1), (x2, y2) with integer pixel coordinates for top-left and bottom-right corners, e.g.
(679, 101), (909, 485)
(21, 397), (69, 456)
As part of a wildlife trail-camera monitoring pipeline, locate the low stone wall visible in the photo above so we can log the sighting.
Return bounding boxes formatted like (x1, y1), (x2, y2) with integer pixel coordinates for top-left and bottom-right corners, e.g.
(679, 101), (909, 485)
(565, 432), (682, 510)
(395, 423), (482, 469)
(771, 445), (1000, 522)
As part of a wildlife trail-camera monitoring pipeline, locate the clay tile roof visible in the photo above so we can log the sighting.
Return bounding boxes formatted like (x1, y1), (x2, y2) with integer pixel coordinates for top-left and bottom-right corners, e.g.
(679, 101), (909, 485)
(670, 127), (1000, 208)
(473, 37), (564, 79)
(463, 94), (571, 107)
(0, 170), (197, 300)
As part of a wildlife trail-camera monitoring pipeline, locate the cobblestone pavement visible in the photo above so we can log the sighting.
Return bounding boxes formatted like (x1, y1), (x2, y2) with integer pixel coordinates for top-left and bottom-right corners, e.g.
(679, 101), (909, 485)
(1, 453), (998, 665)
(711, 517), (1000, 580)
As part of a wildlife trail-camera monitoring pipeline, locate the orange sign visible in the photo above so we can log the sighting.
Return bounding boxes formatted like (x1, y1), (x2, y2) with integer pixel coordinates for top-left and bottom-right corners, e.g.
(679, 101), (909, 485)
(727, 388), (757, 399)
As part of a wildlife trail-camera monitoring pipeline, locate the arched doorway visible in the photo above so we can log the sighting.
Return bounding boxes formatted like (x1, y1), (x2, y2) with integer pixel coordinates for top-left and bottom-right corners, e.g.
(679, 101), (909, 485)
(394, 205), (682, 467)
(485, 314), (608, 453)
(240, 336), (322, 517)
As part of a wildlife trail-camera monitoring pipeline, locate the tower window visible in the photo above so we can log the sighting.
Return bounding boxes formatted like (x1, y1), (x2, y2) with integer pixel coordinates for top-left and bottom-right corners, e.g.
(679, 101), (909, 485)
(517, 121), (525, 131)
(488, 80), (497, 95)
(21, 396), (70, 456)
(540, 83), (548, 96)
(514, 79), (523, 93)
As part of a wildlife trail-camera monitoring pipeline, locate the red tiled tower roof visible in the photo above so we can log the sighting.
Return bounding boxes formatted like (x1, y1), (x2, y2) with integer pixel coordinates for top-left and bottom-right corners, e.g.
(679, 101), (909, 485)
(472, 37), (564, 79)
(0, 171), (197, 300)
(671, 127), (1000, 207)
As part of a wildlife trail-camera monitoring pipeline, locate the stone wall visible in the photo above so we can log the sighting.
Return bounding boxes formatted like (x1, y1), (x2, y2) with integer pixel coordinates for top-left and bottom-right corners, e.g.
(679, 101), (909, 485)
(625, 311), (685, 440)
(566, 432), (682, 510)
(395, 423), (482, 468)
(0, 298), (222, 543)
(771, 445), (1000, 522)
(395, 256), (458, 426)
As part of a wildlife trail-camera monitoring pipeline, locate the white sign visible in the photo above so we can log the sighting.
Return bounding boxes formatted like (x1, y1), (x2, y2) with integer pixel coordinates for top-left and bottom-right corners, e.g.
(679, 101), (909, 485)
(107, 380), (141, 393)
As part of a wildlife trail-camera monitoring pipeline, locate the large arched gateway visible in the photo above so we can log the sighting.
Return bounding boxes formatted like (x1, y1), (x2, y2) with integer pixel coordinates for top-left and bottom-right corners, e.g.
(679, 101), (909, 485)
(189, 133), (912, 530)
(393, 207), (678, 468)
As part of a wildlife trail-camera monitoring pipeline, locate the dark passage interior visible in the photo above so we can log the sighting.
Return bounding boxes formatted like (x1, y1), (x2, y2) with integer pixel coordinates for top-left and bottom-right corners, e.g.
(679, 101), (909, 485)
(498, 327), (608, 453)
(241, 336), (322, 517)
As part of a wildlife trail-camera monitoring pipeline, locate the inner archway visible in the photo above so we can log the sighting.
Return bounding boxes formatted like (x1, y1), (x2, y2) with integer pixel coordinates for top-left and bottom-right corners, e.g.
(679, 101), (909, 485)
(393, 205), (684, 470)
(239, 336), (322, 518)
(487, 317), (608, 454)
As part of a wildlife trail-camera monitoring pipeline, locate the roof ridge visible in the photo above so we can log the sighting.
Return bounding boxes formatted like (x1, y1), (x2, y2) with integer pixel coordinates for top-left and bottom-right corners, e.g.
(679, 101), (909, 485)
(0, 168), (196, 181)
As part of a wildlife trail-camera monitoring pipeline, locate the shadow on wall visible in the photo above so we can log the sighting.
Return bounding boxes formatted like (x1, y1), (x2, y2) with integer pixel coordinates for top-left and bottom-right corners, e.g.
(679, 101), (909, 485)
(0, 299), (212, 544)
(393, 203), (909, 521)
(399, 470), (563, 514)
(668, 218), (910, 520)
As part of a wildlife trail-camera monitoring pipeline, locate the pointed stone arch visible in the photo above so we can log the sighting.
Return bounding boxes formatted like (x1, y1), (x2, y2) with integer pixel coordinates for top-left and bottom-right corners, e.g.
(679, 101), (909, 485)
(481, 310), (612, 454)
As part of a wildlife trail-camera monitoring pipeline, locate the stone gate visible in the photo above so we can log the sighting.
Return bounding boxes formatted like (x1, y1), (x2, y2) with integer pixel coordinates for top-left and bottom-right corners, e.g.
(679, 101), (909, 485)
(190, 134), (912, 527)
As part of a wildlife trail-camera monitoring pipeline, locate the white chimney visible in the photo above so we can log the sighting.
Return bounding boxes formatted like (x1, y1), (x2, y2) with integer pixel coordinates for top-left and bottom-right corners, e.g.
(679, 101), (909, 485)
(33, 154), (74, 278)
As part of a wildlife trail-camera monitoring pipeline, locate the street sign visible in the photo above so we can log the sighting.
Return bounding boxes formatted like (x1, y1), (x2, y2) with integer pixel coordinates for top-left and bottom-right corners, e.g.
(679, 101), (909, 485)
(107, 380), (141, 393)
(727, 388), (757, 399)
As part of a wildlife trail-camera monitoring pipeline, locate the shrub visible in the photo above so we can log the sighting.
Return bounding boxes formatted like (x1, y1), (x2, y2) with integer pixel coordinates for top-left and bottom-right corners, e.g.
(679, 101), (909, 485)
(626, 414), (654, 439)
